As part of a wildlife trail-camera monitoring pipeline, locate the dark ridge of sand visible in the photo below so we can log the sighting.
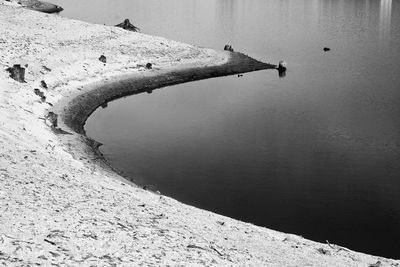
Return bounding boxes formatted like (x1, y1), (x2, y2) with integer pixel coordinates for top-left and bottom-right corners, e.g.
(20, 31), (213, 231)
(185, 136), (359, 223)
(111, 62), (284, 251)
(59, 52), (275, 135)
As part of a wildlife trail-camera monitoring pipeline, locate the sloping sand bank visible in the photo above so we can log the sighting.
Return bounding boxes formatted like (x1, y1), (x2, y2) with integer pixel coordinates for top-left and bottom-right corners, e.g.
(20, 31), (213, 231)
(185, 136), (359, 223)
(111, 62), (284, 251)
(0, 2), (399, 266)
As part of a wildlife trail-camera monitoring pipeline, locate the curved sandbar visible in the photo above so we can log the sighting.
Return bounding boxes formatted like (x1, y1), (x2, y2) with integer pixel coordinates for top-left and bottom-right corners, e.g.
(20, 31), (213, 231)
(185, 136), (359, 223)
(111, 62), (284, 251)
(58, 52), (274, 135)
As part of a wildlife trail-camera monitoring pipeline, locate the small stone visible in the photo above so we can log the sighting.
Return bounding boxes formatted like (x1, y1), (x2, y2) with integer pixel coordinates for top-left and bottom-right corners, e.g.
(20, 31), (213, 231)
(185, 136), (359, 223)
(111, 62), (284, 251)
(99, 55), (107, 63)
(41, 80), (48, 89)
(277, 60), (287, 71)
(45, 112), (58, 128)
(6, 64), (26, 82)
(316, 248), (331, 255)
(224, 44), (234, 52)
(34, 88), (41, 95)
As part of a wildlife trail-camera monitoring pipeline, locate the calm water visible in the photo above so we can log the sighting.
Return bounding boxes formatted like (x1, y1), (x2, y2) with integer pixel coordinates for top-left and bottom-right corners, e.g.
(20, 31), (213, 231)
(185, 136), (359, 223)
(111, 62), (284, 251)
(55, 0), (400, 258)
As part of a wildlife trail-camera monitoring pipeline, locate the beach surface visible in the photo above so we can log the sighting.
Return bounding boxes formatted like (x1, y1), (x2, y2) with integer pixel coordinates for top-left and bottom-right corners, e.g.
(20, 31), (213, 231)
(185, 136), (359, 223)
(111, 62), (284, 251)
(0, 2), (399, 266)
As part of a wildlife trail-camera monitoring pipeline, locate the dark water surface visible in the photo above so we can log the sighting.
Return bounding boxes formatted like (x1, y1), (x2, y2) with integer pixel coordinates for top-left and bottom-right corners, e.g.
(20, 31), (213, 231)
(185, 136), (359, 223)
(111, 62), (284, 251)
(54, 0), (400, 258)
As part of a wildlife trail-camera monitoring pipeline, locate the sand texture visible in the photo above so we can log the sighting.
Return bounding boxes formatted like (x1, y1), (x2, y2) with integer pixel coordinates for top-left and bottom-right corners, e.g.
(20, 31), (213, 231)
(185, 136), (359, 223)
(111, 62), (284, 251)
(0, 2), (399, 266)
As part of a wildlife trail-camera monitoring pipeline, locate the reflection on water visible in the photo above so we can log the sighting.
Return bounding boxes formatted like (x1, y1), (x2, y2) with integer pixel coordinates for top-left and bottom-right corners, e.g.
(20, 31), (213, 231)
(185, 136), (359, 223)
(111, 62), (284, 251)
(53, 0), (400, 259)
(278, 69), (286, 78)
(380, 0), (392, 42)
(51, 0), (397, 55)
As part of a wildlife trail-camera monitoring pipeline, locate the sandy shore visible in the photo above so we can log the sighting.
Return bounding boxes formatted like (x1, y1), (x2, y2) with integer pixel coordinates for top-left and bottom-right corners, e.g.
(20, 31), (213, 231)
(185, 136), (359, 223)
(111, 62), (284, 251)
(0, 2), (399, 266)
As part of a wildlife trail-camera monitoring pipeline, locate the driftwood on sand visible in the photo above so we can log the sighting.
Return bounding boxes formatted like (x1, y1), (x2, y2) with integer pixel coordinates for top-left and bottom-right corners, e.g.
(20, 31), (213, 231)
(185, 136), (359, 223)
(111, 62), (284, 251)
(115, 19), (140, 32)
(20, 0), (63, 13)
